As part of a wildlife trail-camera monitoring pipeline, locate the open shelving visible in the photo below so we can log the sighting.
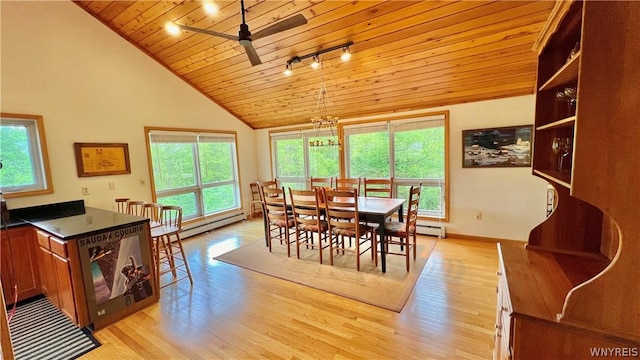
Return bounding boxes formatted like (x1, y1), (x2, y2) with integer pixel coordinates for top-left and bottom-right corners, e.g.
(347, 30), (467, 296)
(494, 1), (640, 358)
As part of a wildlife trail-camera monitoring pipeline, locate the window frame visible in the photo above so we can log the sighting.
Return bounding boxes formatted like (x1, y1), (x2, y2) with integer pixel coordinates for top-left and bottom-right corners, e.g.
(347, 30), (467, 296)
(269, 111), (449, 221)
(145, 127), (242, 221)
(270, 126), (340, 189)
(0, 113), (54, 198)
(341, 111), (449, 221)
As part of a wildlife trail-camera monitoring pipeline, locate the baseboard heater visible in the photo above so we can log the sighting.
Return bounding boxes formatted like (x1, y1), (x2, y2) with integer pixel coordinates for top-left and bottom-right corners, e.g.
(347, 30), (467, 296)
(180, 212), (245, 239)
(416, 224), (446, 238)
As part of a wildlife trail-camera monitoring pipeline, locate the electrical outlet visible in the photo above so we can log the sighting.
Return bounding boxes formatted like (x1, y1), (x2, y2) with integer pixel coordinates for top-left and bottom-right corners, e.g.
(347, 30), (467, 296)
(82, 187), (90, 195)
(475, 211), (482, 220)
(108, 182), (115, 190)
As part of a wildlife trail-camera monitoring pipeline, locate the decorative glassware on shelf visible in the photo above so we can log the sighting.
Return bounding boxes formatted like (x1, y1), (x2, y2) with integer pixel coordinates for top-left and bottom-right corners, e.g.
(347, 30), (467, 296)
(551, 137), (572, 172)
(567, 41), (580, 63)
(556, 87), (577, 117)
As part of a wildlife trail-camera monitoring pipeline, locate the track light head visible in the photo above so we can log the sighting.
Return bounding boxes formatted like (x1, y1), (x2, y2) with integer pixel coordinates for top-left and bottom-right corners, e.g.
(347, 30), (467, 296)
(341, 46), (351, 61)
(310, 55), (320, 69)
(283, 63), (293, 76)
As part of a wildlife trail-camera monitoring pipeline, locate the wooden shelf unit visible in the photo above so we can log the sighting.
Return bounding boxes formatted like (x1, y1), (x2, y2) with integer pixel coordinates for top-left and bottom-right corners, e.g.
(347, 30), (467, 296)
(494, 1), (640, 358)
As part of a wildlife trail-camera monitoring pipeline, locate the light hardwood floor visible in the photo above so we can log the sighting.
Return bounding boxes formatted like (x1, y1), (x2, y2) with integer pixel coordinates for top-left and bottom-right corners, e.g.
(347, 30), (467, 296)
(81, 219), (499, 359)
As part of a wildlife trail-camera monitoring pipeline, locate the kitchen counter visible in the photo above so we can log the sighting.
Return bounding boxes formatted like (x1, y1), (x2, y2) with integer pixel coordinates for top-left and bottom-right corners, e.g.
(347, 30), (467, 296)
(29, 207), (147, 240)
(2, 200), (148, 238)
(1, 200), (158, 329)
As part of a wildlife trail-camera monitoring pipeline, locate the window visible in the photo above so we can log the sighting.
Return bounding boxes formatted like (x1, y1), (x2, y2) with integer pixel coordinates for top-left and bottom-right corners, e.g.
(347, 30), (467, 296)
(147, 128), (241, 220)
(0, 113), (53, 198)
(271, 128), (339, 190)
(343, 113), (447, 219)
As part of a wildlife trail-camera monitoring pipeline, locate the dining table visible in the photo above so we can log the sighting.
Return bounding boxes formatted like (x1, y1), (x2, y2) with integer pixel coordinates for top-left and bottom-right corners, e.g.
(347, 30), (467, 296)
(261, 195), (405, 273)
(356, 197), (405, 273)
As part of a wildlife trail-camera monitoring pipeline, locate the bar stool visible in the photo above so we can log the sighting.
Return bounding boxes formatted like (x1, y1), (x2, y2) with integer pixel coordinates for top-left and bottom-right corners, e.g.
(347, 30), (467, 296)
(143, 202), (163, 228)
(115, 198), (130, 213)
(151, 206), (193, 288)
(127, 200), (146, 216)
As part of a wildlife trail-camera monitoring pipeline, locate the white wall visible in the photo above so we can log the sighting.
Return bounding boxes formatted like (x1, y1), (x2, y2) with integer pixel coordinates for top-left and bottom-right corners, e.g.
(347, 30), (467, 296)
(1, 1), (258, 215)
(255, 95), (549, 241)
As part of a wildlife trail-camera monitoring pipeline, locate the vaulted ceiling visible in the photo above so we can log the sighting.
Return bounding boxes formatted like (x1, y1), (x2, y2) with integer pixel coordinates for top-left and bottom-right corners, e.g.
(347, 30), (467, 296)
(74, 1), (554, 129)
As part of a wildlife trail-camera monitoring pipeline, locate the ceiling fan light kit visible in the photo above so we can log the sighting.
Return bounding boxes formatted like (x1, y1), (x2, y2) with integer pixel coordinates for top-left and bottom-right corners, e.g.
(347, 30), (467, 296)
(202, 0), (218, 15)
(165, 0), (307, 66)
(283, 41), (354, 76)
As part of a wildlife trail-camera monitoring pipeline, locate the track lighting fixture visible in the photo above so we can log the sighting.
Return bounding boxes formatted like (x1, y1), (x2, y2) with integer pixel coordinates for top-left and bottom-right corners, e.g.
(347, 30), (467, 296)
(283, 41), (353, 76)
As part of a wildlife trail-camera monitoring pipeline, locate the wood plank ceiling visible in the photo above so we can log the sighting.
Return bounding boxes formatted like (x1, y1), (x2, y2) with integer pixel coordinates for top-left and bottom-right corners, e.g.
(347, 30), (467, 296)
(74, 1), (554, 129)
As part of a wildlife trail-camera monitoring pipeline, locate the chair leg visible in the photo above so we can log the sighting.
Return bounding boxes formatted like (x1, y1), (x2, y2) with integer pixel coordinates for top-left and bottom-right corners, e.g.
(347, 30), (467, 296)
(164, 234), (177, 277)
(173, 234), (194, 285)
(154, 238), (161, 291)
(318, 232), (324, 264)
(405, 236), (410, 272)
(356, 236), (360, 271)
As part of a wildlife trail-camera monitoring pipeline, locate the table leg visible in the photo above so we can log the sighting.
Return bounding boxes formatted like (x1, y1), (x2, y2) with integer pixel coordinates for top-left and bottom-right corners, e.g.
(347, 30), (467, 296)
(378, 215), (387, 273)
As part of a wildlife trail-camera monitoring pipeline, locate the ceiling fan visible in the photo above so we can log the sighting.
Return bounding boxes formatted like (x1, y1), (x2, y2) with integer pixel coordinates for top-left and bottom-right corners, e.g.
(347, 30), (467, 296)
(172, 0), (307, 66)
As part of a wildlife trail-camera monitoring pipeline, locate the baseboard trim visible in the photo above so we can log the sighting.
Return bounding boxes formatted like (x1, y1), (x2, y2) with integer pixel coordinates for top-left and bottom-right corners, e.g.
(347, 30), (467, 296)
(445, 232), (525, 245)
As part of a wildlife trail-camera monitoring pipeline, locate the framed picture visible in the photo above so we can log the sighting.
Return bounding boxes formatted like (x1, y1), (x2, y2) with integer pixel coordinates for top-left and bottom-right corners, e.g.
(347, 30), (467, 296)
(74, 142), (131, 177)
(462, 125), (532, 168)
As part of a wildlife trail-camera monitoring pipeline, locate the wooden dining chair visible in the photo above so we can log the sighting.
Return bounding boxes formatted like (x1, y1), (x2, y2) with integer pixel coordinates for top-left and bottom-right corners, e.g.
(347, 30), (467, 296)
(364, 177), (394, 198)
(262, 186), (296, 257)
(115, 198), (130, 213)
(376, 183), (421, 271)
(152, 205), (193, 288)
(257, 180), (278, 202)
(289, 188), (330, 262)
(335, 177), (361, 192)
(310, 176), (335, 190)
(321, 188), (374, 271)
(126, 200), (146, 216)
(248, 182), (263, 219)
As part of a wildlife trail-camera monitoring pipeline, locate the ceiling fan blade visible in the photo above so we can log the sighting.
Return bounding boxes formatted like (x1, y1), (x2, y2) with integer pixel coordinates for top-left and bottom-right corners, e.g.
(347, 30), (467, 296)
(243, 44), (262, 66)
(177, 24), (239, 42)
(251, 14), (307, 41)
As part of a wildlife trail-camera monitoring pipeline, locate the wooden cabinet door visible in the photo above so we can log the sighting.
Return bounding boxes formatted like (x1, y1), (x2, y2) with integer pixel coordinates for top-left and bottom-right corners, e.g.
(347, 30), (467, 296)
(52, 252), (77, 324)
(1, 227), (41, 305)
(38, 245), (60, 309)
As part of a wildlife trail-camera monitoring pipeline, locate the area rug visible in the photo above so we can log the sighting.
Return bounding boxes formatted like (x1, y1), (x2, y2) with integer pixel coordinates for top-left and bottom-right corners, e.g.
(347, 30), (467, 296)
(214, 237), (437, 312)
(8, 297), (101, 360)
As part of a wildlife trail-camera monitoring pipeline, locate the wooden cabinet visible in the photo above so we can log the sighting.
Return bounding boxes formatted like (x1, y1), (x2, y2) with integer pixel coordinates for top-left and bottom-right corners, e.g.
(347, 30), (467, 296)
(495, 1), (640, 358)
(0, 226), (41, 305)
(36, 230), (78, 324)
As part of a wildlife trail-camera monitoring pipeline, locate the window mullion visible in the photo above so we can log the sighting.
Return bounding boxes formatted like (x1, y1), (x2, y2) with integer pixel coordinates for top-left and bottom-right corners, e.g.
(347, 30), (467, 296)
(192, 142), (205, 216)
(303, 133), (310, 182)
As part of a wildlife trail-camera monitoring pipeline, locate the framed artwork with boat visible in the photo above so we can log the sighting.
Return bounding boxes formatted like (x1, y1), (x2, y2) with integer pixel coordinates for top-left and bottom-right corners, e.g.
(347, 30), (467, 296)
(462, 125), (533, 168)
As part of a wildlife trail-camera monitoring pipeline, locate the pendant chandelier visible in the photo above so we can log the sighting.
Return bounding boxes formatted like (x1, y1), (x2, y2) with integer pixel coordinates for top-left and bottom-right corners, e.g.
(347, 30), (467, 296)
(309, 63), (341, 148)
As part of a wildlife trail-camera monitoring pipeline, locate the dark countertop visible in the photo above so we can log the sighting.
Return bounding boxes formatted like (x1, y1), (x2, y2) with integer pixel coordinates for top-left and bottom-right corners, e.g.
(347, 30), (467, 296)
(2, 200), (148, 240)
(30, 207), (148, 240)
